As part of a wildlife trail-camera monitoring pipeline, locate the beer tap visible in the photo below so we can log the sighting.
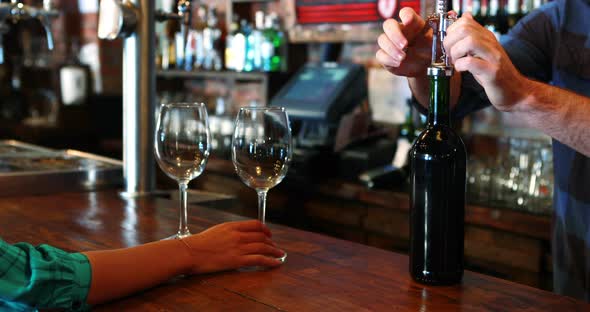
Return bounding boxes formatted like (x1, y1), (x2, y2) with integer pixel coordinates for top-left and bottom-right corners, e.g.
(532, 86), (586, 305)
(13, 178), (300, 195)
(0, 0), (59, 53)
(97, 0), (193, 197)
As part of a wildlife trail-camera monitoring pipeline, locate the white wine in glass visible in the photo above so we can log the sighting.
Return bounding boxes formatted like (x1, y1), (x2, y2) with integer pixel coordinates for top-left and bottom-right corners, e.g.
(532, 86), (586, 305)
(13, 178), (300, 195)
(155, 102), (211, 239)
(232, 107), (292, 262)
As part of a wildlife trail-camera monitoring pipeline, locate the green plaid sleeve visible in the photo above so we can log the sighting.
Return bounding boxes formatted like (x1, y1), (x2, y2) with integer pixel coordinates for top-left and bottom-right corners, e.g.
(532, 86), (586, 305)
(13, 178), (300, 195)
(0, 239), (92, 311)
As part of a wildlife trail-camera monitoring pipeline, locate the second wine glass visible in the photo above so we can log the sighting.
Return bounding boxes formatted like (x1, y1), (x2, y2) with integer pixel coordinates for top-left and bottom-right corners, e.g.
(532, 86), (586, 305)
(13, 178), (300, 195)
(155, 102), (211, 239)
(232, 107), (292, 262)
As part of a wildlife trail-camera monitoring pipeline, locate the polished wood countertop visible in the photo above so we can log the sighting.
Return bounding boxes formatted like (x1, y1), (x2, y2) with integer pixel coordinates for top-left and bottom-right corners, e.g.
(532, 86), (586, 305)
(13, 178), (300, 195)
(0, 191), (583, 311)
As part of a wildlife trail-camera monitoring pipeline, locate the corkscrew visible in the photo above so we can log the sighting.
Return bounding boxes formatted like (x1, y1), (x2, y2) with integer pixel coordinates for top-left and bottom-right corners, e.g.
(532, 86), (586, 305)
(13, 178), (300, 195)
(427, 0), (456, 75)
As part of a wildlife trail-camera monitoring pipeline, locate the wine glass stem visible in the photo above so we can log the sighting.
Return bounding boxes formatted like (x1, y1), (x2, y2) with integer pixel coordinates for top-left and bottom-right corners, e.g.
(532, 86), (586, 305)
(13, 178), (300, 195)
(257, 189), (267, 224)
(178, 182), (190, 237)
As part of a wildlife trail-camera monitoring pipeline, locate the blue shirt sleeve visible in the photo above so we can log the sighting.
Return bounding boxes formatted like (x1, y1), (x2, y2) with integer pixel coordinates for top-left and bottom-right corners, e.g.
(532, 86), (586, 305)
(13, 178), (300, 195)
(450, 4), (558, 119)
(0, 239), (92, 311)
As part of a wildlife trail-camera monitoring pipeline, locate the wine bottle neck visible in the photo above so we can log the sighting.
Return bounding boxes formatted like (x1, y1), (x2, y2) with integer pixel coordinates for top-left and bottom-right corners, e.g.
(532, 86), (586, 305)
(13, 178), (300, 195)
(427, 67), (452, 126)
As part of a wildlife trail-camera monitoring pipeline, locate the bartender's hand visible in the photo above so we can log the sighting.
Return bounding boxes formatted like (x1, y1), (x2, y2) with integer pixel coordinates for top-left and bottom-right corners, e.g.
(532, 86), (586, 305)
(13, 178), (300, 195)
(376, 8), (433, 77)
(181, 220), (284, 274)
(444, 13), (529, 112)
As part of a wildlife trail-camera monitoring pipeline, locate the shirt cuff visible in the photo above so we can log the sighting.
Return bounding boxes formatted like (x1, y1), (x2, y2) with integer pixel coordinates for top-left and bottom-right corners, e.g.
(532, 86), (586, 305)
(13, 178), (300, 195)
(69, 252), (92, 311)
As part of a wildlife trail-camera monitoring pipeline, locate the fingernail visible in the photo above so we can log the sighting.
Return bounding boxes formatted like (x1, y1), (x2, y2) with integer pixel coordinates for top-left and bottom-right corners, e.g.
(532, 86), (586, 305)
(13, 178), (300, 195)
(395, 53), (405, 61)
(398, 40), (407, 49)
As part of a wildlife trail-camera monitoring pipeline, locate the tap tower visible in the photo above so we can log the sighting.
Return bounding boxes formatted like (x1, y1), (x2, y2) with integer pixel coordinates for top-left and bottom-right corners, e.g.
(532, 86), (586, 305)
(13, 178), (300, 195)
(98, 0), (192, 197)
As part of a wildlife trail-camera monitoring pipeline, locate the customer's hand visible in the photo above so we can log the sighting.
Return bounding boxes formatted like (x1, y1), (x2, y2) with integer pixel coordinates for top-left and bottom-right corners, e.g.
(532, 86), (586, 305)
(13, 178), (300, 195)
(181, 220), (284, 274)
(444, 13), (529, 112)
(376, 7), (433, 77)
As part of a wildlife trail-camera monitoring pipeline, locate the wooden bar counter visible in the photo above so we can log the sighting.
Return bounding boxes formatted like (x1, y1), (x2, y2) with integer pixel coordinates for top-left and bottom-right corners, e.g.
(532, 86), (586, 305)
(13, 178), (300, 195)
(0, 191), (586, 311)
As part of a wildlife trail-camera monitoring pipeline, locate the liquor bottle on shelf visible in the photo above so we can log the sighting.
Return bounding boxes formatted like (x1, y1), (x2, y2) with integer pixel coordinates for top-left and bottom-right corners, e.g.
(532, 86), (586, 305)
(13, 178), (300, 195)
(203, 7), (222, 71)
(506, 0), (521, 29)
(175, 29), (185, 69)
(59, 39), (91, 107)
(164, 7), (179, 69)
(192, 4), (208, 70)
(485, 0), (500, 38)
(183, 30), (196, 71)
(260, 16), (273, 72)
(399, 99), (417, 143)
(461, 0), (473, 17)
(250, 11), (265, 71)
(158, 0), (174, 70)
(265, 13), (287, 72)
(225, 16), (239, 71)
(473, 0), (486, 25)
(481, 0), (489, 24)
(452, 0), (461, 15)
(392, 99), (417, 175)
(240, 20), (252, 72)
(521, 0), (533, 15)
(409, 9), (467, 285)
(495, 0), (509, 35)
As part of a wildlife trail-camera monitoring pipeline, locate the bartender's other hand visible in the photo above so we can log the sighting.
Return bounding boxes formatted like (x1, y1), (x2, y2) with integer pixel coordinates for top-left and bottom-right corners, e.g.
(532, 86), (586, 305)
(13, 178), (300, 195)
(444, 13), (529, 112)
(181, 220), (284, 274)
(376, 7), (433, 77)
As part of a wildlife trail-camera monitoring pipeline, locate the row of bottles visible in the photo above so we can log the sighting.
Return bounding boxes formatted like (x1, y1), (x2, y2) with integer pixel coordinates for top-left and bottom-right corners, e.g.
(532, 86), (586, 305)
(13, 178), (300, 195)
(157, 3), (223, 71)
(452, 0), (548, 37)
(156, 3), (288, 73)
(225, 11), (287, 72)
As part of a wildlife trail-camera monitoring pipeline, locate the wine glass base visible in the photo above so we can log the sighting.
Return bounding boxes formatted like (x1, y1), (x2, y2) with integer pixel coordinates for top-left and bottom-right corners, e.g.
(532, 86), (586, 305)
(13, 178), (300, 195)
(161, 232), (191, 240)
(237, 250), (287, 272)
(277, 250), (287, 263)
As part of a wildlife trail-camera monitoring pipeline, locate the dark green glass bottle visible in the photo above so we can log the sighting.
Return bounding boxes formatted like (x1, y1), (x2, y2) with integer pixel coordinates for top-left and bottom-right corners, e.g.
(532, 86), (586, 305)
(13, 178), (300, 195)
(409, 66), (467, 285)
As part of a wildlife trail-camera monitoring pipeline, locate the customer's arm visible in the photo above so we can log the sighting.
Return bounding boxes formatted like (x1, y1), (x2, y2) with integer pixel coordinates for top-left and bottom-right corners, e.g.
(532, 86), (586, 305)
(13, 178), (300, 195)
(0, 220), (282, 310)
(84, 220), (283, 305)
(0, 240), (92, 311)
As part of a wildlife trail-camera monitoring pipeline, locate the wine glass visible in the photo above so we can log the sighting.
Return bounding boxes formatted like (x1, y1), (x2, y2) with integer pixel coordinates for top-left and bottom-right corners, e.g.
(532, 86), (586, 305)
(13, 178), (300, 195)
(155, 102), (211, 239)
(232, 107), (292, 262)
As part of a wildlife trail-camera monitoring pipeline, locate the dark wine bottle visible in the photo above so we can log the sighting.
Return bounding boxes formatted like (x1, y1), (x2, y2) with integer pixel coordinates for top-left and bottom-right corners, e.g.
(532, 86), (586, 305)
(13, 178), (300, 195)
(409, 65), (467, 285)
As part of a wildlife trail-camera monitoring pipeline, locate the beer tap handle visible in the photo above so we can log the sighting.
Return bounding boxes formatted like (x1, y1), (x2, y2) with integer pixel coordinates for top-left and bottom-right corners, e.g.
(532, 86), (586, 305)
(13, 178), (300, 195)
(27, 4), (59, 51)
(0, 0), (59, 50)
(37, 14), (54, 50)
(98, 0), (138, 40)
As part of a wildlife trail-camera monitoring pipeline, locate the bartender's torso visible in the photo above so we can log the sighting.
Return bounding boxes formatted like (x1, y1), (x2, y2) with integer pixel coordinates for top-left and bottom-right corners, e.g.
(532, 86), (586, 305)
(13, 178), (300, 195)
(502, 0), (590, 300)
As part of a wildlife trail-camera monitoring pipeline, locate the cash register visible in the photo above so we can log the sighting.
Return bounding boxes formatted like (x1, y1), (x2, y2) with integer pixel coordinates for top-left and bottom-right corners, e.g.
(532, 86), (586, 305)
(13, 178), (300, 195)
(270, 62), (394, 181)
(270, 62), (367, 148)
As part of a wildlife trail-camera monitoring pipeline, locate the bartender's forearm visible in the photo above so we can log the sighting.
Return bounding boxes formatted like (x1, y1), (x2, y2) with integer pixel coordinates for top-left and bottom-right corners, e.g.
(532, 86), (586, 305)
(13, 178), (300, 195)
(513, 79), (590, 157)
(83, 239), (191, 305)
